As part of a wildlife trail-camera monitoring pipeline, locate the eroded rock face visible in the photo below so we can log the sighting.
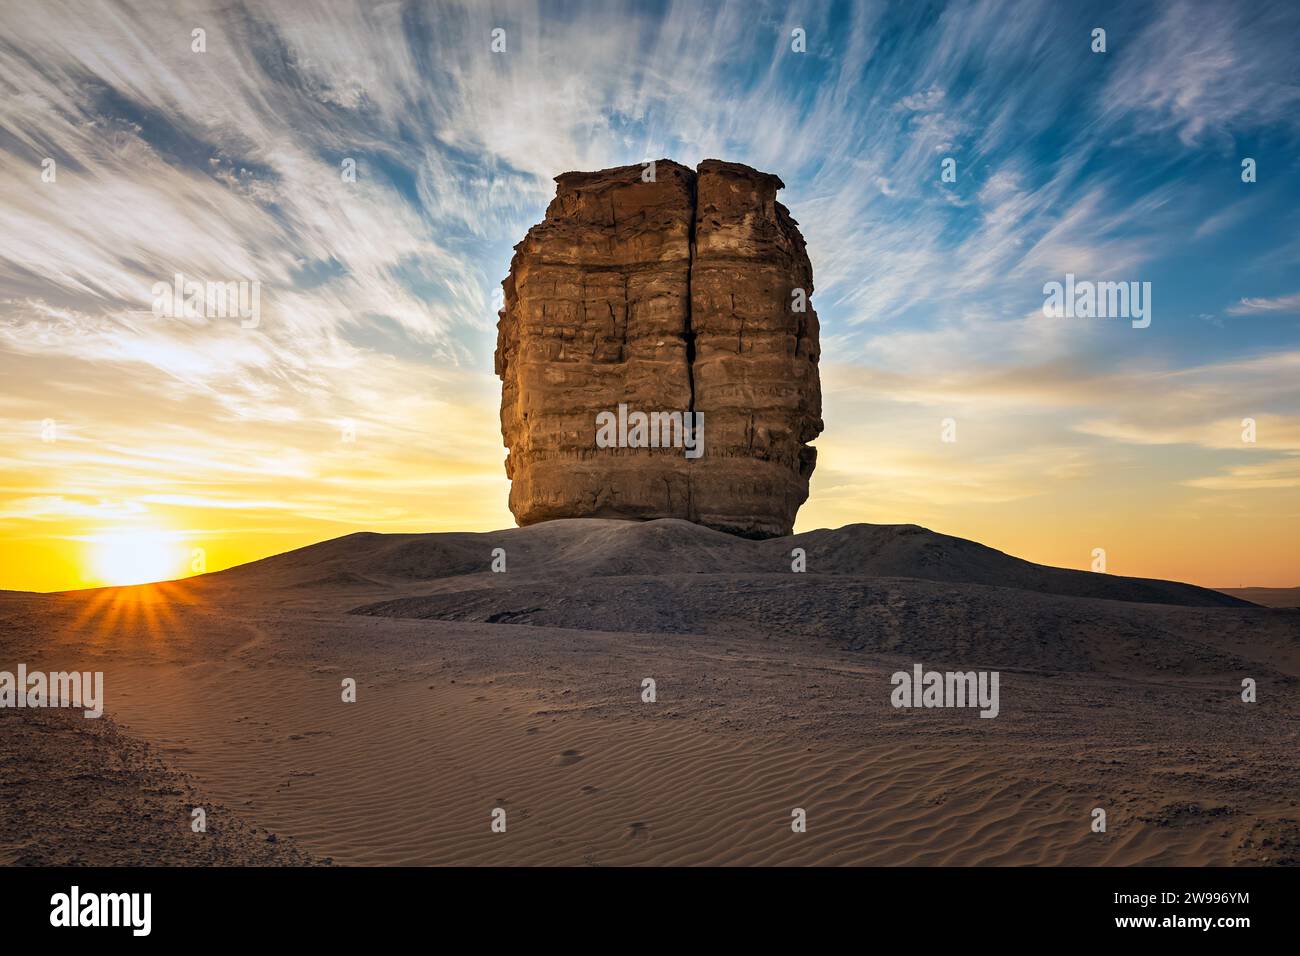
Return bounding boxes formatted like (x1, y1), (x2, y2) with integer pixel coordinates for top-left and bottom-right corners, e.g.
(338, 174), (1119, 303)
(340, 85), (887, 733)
(494, 159), (822, 538)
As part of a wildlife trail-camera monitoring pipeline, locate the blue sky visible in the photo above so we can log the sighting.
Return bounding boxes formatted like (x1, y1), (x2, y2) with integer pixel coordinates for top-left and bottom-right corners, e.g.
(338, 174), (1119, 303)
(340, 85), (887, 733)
(1, 0), (1298, 589)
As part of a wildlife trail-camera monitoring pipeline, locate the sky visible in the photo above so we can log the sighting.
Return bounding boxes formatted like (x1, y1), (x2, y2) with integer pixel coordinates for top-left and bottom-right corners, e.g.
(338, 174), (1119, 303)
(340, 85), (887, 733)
(1, 0), (1298, 592)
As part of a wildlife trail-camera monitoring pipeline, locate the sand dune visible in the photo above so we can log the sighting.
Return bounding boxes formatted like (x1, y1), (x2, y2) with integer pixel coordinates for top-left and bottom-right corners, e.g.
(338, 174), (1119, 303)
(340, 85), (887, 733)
(352, 572), (1295, 677)
(215, 517), (1250, 607)
(3, 518), (1297, 866)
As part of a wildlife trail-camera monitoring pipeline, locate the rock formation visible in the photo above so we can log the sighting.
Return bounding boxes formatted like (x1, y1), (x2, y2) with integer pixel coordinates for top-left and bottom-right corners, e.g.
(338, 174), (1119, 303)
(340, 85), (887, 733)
(494, 159), (822, 538)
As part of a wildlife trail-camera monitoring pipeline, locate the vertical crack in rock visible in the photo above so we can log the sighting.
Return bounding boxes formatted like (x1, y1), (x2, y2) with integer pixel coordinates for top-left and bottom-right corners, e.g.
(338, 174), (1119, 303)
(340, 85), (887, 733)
(495, 158), (823, 537)
(683, 170), (699, 524)
(684, 170), (698, 418)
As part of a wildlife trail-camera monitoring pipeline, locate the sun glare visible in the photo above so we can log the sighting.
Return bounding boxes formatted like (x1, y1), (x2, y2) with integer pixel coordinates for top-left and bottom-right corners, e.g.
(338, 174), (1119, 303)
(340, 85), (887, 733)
(89, 530), (179, 587)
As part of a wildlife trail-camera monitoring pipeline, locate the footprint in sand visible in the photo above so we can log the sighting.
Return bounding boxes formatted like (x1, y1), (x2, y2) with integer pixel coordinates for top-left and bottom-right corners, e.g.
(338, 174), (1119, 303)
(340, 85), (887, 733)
(555, 748), (584, 766)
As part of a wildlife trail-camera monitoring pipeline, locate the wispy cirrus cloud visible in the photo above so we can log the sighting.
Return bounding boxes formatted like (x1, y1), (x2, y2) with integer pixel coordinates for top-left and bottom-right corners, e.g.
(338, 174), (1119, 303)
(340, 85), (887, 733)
(1227, 292), (1300, 315)
(1098, 0), (1300, 147)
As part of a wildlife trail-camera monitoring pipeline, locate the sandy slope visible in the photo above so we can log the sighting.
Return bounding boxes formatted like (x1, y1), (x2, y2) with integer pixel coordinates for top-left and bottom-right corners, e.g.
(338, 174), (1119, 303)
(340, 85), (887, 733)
(216, 518), (1252, 608)
(1221, 587), (1300, 608)
(1, 518), (1297, 866)
(0, 707), (316, 865)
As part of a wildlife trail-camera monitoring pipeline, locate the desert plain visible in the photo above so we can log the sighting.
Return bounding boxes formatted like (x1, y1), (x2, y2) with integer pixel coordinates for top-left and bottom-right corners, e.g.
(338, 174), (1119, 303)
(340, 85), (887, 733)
(2, 518), (1297, 866)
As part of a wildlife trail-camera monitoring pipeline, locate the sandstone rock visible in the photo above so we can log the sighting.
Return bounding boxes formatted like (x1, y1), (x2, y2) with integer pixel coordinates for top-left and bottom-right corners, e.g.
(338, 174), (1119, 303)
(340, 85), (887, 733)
(495, 159), (822, 538)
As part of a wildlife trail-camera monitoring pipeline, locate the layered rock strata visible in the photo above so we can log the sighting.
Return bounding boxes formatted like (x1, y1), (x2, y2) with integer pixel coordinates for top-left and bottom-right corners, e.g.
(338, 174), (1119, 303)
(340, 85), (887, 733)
(494, 159), (822, 538)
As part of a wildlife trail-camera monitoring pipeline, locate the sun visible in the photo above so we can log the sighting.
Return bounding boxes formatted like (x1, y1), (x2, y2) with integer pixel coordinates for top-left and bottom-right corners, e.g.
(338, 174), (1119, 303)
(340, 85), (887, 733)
(89, 530), (180, 587)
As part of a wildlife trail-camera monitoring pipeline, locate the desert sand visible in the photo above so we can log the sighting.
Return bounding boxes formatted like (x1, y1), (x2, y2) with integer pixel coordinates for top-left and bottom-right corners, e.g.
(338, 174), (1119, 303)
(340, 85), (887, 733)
(2, 518), (1297, 866)
(1221, 587), (1300, 608)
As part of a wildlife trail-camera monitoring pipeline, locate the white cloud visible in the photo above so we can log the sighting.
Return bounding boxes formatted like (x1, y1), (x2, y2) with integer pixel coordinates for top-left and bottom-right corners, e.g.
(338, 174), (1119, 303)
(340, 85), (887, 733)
(1227, 292), (1300, 315)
